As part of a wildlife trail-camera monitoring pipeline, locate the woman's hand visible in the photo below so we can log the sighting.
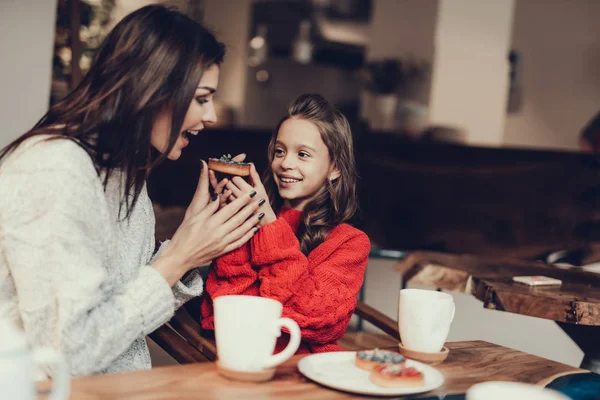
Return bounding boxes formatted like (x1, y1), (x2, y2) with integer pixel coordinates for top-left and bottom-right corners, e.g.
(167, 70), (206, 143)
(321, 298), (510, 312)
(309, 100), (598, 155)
(223, 164), (277, 227)
(153, 160), (264, 286)
(208, 153), (245, 207)
(208, 155), (276, 227)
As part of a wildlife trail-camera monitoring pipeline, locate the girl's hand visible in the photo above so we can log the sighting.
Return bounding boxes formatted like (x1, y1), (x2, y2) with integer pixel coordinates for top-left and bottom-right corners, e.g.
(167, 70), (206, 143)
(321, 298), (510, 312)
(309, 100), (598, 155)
(153, 160), (263, 286)
(224, 163), (277, 227)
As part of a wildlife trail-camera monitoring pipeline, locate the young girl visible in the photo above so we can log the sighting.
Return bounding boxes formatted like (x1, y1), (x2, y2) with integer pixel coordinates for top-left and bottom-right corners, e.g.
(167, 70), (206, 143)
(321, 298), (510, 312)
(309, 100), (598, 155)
(201, 93), (370, 353)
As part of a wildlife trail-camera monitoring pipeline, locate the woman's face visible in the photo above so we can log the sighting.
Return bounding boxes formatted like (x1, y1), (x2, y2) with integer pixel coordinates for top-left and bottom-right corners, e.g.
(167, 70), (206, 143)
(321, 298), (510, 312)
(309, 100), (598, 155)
(151, 64), (220, 160)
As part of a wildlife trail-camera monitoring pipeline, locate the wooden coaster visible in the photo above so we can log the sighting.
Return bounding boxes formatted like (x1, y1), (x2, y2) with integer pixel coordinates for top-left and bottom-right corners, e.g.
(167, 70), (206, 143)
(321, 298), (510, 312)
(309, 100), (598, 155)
(398, 342), (450, 364)
(216, 362), (276, 382)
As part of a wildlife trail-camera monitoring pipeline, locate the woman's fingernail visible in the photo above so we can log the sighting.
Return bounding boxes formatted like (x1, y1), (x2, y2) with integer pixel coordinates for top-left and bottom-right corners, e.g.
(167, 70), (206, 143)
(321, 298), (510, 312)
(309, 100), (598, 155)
(258, 198), (266, 206)
(254, 227), (260, 234)
(258, 212), (265, 220)
(250, 190), (257, 198)
(212, 194), (219, 201)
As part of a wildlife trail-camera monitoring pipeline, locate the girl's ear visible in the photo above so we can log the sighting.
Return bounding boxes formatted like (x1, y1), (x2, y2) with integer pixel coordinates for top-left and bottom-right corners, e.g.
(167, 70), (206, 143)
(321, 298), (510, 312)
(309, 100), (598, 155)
(328, 167), (341, 182)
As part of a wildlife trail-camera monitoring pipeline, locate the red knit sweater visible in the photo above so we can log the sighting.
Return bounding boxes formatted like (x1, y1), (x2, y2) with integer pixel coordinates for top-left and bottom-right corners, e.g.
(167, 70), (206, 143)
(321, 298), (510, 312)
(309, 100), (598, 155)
(200, 207), (370, 354)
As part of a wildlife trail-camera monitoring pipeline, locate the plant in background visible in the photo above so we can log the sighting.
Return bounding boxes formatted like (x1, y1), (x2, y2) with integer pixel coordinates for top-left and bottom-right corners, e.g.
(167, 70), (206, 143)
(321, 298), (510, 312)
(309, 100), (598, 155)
(357, 57), (430, 133)
(357, 58), (429, 97)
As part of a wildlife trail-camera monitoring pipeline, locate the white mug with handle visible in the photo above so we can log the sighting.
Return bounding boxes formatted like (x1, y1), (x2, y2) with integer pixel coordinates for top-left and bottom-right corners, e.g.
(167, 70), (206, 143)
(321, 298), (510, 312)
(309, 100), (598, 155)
(214, 295), (301, 374)
(0, 318), (70, 400)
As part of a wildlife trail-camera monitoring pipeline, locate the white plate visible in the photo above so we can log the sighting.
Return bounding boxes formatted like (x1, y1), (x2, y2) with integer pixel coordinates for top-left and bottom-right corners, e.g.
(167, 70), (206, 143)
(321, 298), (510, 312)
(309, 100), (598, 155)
(297, 351), (445, 397)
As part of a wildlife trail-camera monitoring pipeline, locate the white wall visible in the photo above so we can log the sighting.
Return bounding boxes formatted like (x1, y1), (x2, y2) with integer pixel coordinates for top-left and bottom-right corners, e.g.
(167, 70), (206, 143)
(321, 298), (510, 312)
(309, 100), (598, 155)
(361, 0), (437, 124)
(109, 0), (159, 28)
(504, 0), (600, 151)
(109, 0), (197, 29)
(367, 0), (437, 62)
(365, 0), (600, 151)
(0, 0), (57, 149)
(203, 0), (250, 124)
(428, 0), (515, 146)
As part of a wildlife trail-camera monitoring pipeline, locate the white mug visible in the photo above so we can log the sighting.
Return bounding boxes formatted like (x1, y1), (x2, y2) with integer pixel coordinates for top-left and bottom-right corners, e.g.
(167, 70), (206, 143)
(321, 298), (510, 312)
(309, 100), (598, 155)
(0, 319), (69, 400)
(214, 295), (301, 372)
(467, 381), (570, 400)
(398, 288), (455, 353)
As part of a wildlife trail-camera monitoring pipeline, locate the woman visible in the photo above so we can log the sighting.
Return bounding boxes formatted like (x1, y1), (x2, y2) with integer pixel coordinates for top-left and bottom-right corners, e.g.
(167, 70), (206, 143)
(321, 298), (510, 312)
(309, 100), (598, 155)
(0, 5), (265, 376)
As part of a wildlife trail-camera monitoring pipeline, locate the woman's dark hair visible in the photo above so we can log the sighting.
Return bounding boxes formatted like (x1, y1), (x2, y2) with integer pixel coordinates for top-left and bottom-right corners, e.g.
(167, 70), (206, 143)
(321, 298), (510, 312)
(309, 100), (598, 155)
(0, 5), (225, 218)
(264, 94), (358, 255)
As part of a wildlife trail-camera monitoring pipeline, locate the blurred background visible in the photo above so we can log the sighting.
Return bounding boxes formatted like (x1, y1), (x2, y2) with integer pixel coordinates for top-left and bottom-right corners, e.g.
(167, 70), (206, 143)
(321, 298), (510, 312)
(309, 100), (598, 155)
(3, 0), (600, 368)
(4, 0), (600, 151)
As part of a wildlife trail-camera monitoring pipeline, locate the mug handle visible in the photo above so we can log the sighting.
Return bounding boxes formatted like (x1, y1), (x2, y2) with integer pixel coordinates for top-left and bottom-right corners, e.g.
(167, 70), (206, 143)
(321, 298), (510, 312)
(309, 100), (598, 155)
(264, 317), (301, 369)
(32, 347), (70, 400)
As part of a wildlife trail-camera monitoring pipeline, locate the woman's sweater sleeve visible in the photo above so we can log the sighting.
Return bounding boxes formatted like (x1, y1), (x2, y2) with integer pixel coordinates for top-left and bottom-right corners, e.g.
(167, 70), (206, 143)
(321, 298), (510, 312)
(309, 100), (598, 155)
(152, 240), (204, 311)
(250, 218), (370, 344)
(0, 139), (175, 376)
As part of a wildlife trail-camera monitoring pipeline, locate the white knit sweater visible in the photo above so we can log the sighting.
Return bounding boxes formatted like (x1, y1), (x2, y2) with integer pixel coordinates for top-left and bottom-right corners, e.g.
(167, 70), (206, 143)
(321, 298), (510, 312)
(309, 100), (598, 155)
(0, 136), (203, 376)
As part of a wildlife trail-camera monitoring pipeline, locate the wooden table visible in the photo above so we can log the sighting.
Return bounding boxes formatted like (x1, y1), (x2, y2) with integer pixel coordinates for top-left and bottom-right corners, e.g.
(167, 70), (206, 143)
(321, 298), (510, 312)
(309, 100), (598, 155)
(42, 341), (583, 399)
(396, 251), (600, 372)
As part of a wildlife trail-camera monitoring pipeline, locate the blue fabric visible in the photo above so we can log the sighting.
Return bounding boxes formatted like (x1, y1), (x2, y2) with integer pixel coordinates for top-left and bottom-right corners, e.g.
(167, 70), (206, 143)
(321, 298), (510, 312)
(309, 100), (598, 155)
(545, 372), (600, 400)
(409, 373), (600, 400)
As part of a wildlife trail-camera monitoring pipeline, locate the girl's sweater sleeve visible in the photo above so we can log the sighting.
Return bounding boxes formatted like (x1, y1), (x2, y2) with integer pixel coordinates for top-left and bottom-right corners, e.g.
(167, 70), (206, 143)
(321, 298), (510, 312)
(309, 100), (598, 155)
(250, 218), (370, 344)
(200, 243), (259, 330)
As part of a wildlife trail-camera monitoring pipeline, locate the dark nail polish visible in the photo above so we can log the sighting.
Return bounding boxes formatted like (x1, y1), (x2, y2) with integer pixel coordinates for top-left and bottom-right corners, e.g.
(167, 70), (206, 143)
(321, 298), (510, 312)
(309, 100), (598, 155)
(254, 227), (260, 234)
(212, 193), (219, 201)
(258, 198), (266, 206)
(258, 212), (265, 220)
(250, 190), (257, 198)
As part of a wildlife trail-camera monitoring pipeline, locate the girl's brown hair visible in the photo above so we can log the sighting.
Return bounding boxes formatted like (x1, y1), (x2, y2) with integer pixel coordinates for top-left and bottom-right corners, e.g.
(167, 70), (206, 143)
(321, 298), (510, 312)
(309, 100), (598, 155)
(264, 94), (358, 255)
(0, 5), (225, 218)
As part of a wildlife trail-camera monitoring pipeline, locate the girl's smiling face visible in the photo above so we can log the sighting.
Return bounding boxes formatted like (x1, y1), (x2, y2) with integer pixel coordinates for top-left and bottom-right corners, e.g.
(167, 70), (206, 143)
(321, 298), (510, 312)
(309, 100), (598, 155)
(271, 117), (340, 210)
